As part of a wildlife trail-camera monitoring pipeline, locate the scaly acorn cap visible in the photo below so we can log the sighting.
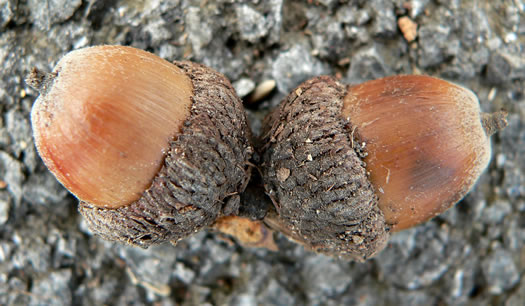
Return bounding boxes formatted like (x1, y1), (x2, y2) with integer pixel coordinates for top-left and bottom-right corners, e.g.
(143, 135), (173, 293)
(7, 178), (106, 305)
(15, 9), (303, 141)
(28, 46), (253, 247)
(260, 76), (389, 261)
(260, 75), (506, 260)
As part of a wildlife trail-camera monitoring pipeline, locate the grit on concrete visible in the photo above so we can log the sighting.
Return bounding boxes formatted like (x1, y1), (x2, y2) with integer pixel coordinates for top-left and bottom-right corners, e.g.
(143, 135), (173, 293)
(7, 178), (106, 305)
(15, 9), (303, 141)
(0, 0), (524, 305)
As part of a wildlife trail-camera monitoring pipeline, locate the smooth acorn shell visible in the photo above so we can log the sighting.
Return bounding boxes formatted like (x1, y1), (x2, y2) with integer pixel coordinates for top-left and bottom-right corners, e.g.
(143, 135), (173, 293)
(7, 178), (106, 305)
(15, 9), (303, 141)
(31, 45), (193, 208)
(342, 75), (491, 231)
(29, 46), (253, 247)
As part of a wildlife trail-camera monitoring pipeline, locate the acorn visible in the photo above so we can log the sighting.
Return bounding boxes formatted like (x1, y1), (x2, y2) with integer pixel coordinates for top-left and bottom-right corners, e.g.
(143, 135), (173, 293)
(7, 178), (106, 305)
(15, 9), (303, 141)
(260, 75), (507, 260)
(28, 45), (253, 247)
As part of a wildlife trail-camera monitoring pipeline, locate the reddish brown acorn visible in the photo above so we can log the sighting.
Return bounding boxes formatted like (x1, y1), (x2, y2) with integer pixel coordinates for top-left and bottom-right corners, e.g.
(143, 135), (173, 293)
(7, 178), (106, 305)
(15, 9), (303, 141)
(28, 46), (253, 246)
(260, 75), (507, 260)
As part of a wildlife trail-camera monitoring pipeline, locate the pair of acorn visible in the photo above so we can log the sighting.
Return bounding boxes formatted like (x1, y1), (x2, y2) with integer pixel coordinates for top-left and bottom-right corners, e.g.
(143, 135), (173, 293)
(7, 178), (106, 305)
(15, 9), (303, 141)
(28, 46), (507, 261)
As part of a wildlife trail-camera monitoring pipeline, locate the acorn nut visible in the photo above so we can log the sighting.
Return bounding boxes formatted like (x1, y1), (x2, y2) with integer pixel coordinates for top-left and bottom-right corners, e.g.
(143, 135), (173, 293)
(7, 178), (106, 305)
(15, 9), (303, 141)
(260, 75), (507, 260)
(28, 46), (253, 247)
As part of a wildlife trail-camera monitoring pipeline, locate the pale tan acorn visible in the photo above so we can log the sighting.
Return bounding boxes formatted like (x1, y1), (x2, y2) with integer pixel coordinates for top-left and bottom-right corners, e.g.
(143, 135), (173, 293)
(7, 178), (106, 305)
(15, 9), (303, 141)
(260, 75), (507, 260)
(28, 45), (253, 247)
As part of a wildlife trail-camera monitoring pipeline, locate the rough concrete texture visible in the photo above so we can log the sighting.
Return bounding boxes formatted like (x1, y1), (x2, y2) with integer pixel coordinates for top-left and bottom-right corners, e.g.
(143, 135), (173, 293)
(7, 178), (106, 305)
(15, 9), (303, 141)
(0, 0), (524, 305)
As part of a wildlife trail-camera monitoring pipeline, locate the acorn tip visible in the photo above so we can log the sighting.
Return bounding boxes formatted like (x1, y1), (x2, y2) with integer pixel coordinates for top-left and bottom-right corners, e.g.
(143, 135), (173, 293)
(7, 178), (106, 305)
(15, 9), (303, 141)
(25, 67), (55, 94)
(481, 110), (508, 137)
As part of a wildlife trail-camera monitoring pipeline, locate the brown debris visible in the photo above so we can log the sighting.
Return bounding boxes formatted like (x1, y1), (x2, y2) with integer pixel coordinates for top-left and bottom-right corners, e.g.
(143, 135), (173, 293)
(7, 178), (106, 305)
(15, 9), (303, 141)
(398, 16), (418, 42)
(213, 216), (278, 251)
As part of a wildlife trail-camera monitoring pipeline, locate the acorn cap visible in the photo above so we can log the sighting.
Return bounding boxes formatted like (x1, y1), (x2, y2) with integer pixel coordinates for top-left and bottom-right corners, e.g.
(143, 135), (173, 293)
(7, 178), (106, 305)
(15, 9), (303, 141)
(29, 46), (253, 246)
(260, 76), (389, 261)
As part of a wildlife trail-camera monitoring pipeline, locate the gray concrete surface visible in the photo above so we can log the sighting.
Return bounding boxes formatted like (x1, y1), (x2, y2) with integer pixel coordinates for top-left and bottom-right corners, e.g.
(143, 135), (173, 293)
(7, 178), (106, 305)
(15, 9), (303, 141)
(0, 0), (524, 305)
